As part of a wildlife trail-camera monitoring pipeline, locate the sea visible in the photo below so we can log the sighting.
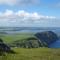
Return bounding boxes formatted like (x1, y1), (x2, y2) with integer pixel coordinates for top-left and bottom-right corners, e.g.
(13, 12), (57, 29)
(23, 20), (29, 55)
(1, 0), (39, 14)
(0, 27), (60, 34)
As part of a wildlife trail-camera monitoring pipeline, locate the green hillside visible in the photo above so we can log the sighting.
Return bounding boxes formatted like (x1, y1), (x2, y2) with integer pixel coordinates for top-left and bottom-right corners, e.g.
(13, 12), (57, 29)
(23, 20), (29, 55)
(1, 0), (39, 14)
(0, 33), (34, 43)
(0, 48), (60, 60)
(0, 32), (60, 60)
(0, 31), (58, 48)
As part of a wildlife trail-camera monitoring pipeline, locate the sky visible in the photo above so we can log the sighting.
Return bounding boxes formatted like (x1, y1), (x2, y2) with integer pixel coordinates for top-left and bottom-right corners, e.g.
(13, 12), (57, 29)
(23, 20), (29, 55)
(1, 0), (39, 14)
(0, 0), (60, 27)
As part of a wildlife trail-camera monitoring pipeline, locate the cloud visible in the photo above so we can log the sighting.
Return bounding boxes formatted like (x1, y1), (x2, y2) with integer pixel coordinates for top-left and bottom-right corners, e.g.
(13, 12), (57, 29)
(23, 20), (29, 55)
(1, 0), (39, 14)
(0, 9), (56, 27)
(0, 0), (17, 5)
(0, 0), (40, 6)
(0, 9), (56, 20)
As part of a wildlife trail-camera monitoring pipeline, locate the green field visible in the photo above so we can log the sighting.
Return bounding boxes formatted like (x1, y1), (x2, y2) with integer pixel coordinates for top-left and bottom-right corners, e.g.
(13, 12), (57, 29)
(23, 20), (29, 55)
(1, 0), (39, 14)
(0, 33), (60, 60)
(0, 33), (35, 43)
(0, 48), (60, 60)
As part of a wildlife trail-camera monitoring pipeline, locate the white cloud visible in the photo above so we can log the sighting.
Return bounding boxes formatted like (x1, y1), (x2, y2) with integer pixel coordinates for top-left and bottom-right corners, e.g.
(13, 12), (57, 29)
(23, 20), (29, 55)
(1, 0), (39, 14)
(0, 10), (56, 27)
(0, 0), (17, 5)
(0, 0), (40, 6)
(0, 9), (56, 19)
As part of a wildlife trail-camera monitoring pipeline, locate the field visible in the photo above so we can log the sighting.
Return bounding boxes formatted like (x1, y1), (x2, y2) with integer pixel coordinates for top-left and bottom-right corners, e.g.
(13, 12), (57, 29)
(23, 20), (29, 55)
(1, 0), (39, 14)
(0, 33), (35, 43)
(0, 33), (60, 60)
(0, 48), (60, 60)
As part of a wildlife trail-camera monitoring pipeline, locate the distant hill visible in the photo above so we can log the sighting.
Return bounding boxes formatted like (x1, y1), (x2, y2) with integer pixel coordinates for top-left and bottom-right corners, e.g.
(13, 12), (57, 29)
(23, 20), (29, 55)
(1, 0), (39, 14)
(35, 31), (59, 47)
(10, 31), (59, 48)
(0, 27), (60, 34)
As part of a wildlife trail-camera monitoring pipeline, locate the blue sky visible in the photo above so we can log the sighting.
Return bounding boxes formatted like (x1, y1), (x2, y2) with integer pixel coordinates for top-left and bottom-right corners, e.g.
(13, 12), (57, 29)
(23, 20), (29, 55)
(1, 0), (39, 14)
(0, 0), (60, 27)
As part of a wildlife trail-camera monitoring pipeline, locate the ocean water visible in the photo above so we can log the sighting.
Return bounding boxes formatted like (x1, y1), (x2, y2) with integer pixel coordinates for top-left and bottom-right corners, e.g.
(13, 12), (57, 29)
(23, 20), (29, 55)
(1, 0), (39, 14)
(0, 27), (60, 34)
(48, 39), (60, 48)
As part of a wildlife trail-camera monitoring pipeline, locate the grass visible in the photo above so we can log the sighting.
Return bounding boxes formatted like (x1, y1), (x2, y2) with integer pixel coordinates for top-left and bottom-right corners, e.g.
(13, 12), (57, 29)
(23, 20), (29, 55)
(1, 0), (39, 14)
(0, 48), (60, 60)
(0, 33), (34, 43)
(0, 33), (60, 60)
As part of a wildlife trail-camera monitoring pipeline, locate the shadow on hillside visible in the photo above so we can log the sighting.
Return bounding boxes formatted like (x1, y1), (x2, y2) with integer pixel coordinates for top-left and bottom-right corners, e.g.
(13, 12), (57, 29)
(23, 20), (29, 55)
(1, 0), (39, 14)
(0, 38), (16, 56)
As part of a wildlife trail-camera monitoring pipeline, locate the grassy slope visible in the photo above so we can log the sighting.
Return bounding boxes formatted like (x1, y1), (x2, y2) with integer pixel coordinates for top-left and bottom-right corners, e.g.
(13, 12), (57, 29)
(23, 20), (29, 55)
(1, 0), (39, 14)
(0, 33), (34, 43)
(0, 48), (60, 60)
(0, 33), (60, 60)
